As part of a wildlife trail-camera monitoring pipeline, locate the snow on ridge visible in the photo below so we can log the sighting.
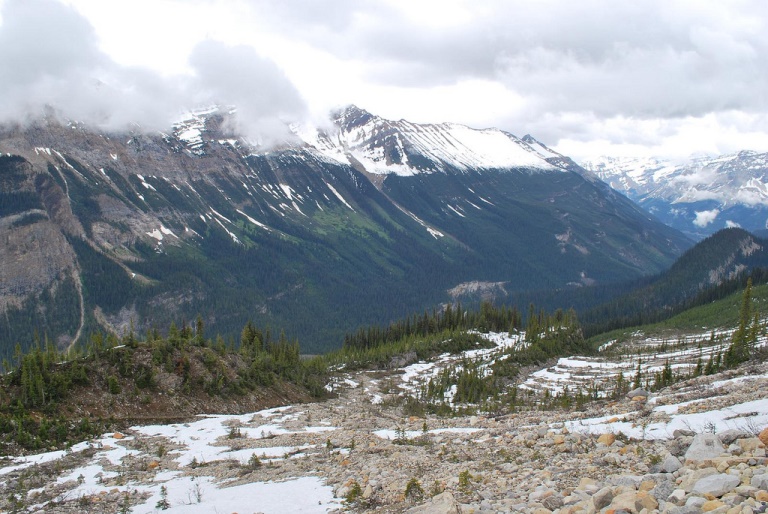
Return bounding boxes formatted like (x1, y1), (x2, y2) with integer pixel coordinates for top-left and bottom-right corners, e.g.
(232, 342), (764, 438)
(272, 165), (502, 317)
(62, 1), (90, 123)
(295, 111), (558, 176)
(584, 151), (768, 208)
(237, 209), (271, 231)
(324, 182), (354, 211)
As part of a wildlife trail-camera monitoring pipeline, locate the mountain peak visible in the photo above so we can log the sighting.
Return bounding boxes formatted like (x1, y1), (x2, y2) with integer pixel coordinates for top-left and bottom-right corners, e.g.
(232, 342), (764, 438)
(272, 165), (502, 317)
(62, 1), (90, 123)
(582, 151), (768, 239)
(306, 107), (563, 176)
(334, 104), (376, 128)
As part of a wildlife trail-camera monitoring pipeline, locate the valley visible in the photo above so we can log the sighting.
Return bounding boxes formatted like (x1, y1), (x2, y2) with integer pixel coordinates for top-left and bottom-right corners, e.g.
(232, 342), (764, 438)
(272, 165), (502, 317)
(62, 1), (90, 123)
(1, 288), (767, 513)
(0, 107), (690, 356)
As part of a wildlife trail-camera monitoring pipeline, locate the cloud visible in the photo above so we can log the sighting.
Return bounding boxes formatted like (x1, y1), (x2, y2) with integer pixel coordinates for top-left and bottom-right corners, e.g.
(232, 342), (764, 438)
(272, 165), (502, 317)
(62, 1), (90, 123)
(693, 209), (720, 227)
(238, 0), (768, 155)
(2, 0), (767, 159)
(188, 41), (306, 144)
(0, 0), (306, 141)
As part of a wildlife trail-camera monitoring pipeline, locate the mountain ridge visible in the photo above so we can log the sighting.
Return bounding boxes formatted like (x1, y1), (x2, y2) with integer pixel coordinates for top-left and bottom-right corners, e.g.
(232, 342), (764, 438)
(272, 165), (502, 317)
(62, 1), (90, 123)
(582, 151), (768, 239)
(0, 107), (690, 354)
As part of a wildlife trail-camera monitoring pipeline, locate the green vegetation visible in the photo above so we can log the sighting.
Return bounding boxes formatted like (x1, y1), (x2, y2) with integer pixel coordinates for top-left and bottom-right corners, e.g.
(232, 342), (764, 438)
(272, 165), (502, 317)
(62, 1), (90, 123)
(404, 478), (425, 502)
(0, 317), (328, 454)
(589, 282), (768, 348)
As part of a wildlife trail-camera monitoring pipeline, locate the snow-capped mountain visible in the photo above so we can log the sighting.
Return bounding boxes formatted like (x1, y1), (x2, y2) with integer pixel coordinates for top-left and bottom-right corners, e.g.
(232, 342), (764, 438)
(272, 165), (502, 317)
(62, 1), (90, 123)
(299, 106), (562, 176)
(582, 151), (768, 239)
(0, 106), (689, 353)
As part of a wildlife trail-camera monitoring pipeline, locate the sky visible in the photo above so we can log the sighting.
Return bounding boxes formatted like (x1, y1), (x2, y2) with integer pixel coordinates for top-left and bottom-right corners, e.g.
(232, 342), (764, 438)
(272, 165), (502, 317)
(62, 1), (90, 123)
(0, 0), (766, 162)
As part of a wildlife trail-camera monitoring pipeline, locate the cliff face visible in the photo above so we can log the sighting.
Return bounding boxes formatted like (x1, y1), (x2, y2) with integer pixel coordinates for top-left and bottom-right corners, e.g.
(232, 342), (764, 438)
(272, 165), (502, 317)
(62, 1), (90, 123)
(0, 156), (78, 310)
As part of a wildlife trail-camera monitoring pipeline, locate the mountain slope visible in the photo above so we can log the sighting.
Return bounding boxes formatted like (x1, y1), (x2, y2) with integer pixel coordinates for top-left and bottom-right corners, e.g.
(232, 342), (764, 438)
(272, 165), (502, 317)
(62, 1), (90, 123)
(0, 108), (690, 354)
(580, 228), (768, 334)
(583, 151), (768, 239)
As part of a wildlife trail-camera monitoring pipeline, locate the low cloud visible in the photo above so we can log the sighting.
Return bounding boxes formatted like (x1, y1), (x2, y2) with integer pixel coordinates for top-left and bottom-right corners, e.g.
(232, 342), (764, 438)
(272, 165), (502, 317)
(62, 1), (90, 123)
(0, 0), (306, 141)
(693, 209), (720, 227)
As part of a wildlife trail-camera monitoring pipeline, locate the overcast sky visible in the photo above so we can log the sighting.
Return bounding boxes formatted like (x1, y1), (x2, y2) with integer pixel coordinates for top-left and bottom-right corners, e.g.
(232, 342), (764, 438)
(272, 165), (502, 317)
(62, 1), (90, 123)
(0, 0), (766, 161)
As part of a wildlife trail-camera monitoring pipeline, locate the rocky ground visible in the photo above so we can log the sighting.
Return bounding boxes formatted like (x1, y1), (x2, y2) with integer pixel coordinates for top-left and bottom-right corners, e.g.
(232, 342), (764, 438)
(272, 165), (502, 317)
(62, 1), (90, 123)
(1, 331), (767, 513)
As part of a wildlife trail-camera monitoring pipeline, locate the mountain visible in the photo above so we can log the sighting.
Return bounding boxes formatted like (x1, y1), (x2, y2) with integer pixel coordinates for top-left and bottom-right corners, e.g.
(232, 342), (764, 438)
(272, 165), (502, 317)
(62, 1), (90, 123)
(582, 151), (768, 239)
(580, 227), (768, 334)
(0, 107), (690, 354)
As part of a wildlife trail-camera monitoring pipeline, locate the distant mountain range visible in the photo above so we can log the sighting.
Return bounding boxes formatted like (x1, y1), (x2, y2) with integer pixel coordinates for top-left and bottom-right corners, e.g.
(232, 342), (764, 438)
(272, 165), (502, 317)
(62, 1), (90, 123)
(582, 151), (768, 239)
(0, 106), (689, 354)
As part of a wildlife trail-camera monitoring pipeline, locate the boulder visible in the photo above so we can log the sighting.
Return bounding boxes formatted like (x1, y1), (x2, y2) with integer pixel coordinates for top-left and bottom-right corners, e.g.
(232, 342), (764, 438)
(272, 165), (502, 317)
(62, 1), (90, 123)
(597, 433), (616, 446)
(591, 486), (613, 510)
(607, 490), (638, 511)
(626, 387), (650, 399)
(685, 433), (725, 462)
(405, 491), (460, 514)
(691, 473), (741, 498)
(717, 429), (748, 445)
(660, 454), (682, 473)
(751, 473), (768, 490)
(737, 437), (765, 453)
(759, 427), (768, 447)
(635, 490), (658, 511)
(701, 499), (726, 512)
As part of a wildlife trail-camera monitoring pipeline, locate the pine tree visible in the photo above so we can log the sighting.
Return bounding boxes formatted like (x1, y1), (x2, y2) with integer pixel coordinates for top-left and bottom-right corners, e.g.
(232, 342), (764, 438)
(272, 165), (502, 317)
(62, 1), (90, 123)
(726, 278), (753, 367)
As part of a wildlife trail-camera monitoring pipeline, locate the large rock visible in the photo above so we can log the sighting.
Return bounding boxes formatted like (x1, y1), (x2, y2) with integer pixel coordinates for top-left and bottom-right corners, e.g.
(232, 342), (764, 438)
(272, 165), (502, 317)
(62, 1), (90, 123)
(717, 429), (749, 445)
(759, 427), (768, 447)
(684, 433), (725, 462)
(691, 473), (741, 498)
(752, 473), (768, 490)
(737, 437), (765, 453)
(607, 491), (639, 511)
(597, 433), (616, 446)
(627, 387), (650, 399)
(405, 491), (460, 514)
(591, 486), (613, 510)
(660, 454), (682, 473)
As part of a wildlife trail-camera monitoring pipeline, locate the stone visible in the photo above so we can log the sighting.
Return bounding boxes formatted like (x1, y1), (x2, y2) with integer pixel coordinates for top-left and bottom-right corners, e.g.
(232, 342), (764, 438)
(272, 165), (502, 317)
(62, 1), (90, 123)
(598, 433), (616, 446)
(668, 488), (687, 504)
(751, 473), (768, 490)
(592, 486), (614, 510)
(759, 427), (768, 447)
(702, 499), (726, 511)
(406, 491), (461, 514)
(610, 475), (642, 489)
(651, 480), (675, 502)
(716, 460), (730, 473)
(685, 433), (725, 462)
(627, 388), (650, 399)
(686, 496), (707, 509)
(674, 429), (696, 438)
(635, 490), (658, 511)
(737, 437), (765, 453)
(661, 454), (682, 473)
(755, 490), (768, 502)
(718, 429), (748, 445)
(541, 494), (563, 510)
(608, 490), (638, 511)
(691, 473), (741, 498)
